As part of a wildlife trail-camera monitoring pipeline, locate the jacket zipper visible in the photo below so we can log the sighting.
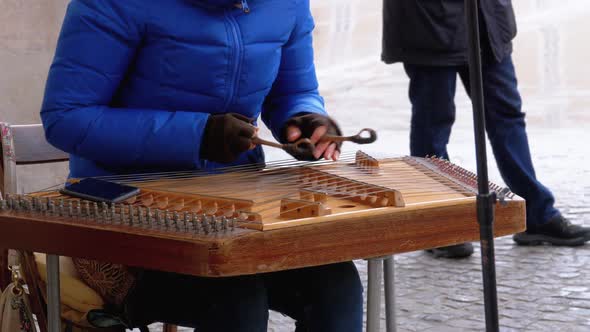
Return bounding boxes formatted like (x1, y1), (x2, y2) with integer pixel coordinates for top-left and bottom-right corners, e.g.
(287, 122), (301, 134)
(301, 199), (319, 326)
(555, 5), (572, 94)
(241, 0), (250, 13)
(224, 10), (245, 111)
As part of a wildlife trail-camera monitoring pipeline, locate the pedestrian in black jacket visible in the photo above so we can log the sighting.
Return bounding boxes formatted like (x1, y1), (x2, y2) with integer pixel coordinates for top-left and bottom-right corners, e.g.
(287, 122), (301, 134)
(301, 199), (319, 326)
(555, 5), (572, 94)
(382, 0), (590, 258)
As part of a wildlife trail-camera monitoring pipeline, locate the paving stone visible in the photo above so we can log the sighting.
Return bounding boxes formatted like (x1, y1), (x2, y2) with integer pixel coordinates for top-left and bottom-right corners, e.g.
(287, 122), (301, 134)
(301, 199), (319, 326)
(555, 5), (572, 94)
(538, 304), (568, 313)
(447, 318), (485, 330)
(500, 317), (529, 329)
(419, 313), (448, 323)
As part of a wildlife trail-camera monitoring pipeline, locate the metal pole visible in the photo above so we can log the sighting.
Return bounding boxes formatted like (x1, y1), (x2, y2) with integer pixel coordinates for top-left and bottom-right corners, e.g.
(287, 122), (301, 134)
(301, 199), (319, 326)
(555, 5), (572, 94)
(47, 254), (61, 332)
(464, 0), (500, 331)
(367, 258), (383, 332)
(383, 256), (396, 332)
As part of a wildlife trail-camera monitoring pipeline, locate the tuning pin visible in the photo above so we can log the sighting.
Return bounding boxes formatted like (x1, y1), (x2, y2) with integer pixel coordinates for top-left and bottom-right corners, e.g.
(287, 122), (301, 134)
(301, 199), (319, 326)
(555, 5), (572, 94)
(173, 212), (180, 231)
(15, 195), (22, 211)
(129, 205), (136, 226)
(162, 210), (168, 228)
(201, 214), (208, 233)
(57, 199), (65, 216)
(181, 212), (188, 232)
(210, 215), (217, 233)
(11, 195), (18, 211)
(191, 213), (199, 234)
(138, 206), (144, 225)
(118, 204), (125, 225)
(184, 212), (193, 233)
(171, 211), (178, 230)
(109, 204), (117, 223)
(5, 195), (13, 210)
(215, 216), (221, 232)
(83, 201), (90, 218)
(15, 197), (23, 210)
(155, 209), (163, 228)
(38, 198), (46, 214)
(209, 215), (215, 232)
(165, 210), (172, 230)
(75, 201), (82, 217)
(153, 209), (161, 229)
(172, 211), (180, 231)
(127, 204), (137, 226)
(13, 195), (21, 211)
(3, 197), (12, 211)
(48, 199), (56, 215)
(98, 202), (112, 224)
(221, 217), (228, 231)
(117, 204), (124, 225)
(144, 207), (151, 227)
(21, 196), (28, 211)
(230, 217), (237, 231)
(179, 211), (189, 232)
(12, 196), (20, 211)
(91, 202), (98, 221)
(36, 198), (44, 213)
(146, 207), (153, 228)
(202, 215), (211, 234)
(125, 205), (132, 226)
(153, 209), (159, 226)
(77, 201), (84, 217)
(90, 205), (98, 223)
(163, 210), (169, 229)
(66, 201), (73, 217)
(20, 198), (29, 212)
(39, 198), (45, 214)
(101, 202), (108, 222)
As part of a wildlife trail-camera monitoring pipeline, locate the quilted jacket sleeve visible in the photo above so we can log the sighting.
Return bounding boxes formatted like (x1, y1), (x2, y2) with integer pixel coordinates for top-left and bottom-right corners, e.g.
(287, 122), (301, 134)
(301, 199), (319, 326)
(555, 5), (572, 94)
(40, 0), (208, 170)
(261, 0), (328, 142)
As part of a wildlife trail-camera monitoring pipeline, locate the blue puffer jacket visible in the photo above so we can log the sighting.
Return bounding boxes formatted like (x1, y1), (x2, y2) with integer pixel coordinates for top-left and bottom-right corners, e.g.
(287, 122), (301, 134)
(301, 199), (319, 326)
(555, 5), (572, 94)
(40, 0), (326, 177)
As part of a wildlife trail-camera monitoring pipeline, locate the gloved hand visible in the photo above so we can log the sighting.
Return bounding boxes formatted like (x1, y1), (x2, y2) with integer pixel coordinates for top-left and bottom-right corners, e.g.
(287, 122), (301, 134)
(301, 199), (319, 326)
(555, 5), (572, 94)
(201, 113), (257, 163)
(282, 113), (342, 161)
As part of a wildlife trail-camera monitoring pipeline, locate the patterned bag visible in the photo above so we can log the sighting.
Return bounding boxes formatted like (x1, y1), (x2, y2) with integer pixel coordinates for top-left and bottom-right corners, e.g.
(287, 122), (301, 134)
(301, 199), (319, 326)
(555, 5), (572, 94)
(0, 277), (38, 332)
(71, 259), (136, 308)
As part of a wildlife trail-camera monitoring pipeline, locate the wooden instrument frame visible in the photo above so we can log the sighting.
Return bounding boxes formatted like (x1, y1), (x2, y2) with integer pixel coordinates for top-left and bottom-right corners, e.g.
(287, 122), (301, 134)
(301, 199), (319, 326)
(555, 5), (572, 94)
(0, 154), (525, 277)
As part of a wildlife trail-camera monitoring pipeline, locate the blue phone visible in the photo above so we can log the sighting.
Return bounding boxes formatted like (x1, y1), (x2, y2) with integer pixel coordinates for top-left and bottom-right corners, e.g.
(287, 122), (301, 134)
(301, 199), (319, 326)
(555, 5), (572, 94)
(60, 178), (140, 203)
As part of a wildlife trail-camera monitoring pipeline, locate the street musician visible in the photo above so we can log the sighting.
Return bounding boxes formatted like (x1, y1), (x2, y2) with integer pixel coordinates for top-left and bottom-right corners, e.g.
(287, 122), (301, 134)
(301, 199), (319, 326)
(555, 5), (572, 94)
(40, 0), (363, 331)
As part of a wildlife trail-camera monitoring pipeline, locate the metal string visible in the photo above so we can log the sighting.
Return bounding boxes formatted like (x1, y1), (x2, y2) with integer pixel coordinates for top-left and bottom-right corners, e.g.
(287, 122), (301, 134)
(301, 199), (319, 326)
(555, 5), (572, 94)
(30, 154), (479, 224)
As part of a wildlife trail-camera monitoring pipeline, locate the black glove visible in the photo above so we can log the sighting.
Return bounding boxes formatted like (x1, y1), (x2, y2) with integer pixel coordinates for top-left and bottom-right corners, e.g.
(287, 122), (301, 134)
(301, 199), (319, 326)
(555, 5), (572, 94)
(201, 113), (256, 163)
(281, 113), (342, 161)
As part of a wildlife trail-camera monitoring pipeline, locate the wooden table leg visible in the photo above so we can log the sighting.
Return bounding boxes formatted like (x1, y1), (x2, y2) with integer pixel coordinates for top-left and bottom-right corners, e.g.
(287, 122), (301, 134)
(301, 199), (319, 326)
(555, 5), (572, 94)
(46, 254), (61, 332)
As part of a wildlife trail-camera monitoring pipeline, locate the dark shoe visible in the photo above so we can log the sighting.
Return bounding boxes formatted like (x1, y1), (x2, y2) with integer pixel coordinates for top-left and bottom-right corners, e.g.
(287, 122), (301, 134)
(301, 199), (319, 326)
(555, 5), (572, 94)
(513, 215), (590, 246)
(426, 243), (474, 259)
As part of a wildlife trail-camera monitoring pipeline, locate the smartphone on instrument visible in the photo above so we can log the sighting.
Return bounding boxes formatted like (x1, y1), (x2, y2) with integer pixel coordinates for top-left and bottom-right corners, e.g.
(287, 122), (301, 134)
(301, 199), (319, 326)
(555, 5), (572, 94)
(59, 178), (140, 203)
